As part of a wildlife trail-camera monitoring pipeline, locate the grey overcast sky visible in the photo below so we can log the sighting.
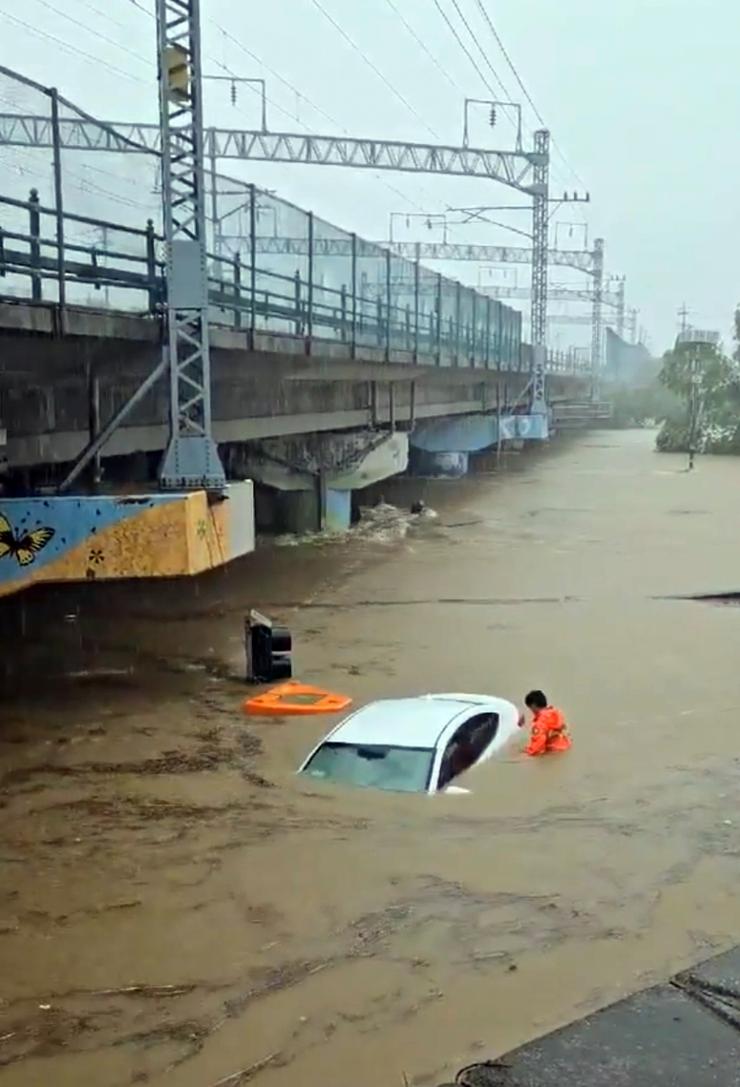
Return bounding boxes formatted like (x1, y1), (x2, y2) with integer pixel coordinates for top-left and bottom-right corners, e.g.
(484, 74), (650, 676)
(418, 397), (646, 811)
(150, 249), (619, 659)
(2, 0), (739, 352)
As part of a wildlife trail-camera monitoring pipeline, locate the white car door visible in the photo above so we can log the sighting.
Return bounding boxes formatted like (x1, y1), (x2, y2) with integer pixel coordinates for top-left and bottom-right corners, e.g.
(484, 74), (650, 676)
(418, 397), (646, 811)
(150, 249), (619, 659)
(433, 704), (520, 792)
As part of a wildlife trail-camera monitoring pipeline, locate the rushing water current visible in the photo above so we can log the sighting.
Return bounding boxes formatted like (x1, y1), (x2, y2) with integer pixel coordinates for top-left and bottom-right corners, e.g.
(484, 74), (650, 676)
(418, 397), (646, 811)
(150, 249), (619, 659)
(1, 430), (738, 1087)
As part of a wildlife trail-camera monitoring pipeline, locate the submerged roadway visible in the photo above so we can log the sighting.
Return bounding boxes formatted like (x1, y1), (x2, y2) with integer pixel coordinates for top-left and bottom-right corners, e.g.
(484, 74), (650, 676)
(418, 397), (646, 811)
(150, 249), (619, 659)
(0, 429), (738, 1086)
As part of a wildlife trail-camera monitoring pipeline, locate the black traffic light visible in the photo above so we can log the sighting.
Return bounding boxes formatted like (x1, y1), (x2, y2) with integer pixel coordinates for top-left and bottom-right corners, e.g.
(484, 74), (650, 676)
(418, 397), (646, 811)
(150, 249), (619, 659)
(245, 609), (292, 683)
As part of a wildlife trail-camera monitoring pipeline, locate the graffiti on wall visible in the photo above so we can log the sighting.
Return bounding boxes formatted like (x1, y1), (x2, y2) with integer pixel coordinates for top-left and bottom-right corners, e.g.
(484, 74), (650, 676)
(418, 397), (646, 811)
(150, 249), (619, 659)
(0, 483), (254, 599)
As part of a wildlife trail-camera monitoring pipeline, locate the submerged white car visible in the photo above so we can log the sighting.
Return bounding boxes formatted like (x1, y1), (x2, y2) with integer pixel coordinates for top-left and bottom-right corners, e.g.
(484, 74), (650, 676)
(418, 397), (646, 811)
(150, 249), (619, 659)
(298, 693), (522, 794)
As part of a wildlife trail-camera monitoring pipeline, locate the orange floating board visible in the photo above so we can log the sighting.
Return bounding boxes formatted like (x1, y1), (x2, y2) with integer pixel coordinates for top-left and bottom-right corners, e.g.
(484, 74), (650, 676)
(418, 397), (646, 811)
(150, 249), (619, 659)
(243, 680), (353, 717)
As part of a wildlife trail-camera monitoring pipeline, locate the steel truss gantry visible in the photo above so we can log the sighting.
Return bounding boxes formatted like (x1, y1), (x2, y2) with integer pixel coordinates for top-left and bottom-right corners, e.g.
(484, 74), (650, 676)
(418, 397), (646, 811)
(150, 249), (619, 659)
(0, 111), (551, 412)
(529, 129), (549, 410)
(481, 284), (619, 306)
(590, 238), (604, 395)
(254, 236), (596, 274)
(0, 116), (544, 188)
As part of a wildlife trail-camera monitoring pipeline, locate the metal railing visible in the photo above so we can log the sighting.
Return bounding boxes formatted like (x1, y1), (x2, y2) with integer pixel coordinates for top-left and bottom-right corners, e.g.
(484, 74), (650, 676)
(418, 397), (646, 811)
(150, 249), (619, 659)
(0, 190), (159, 309)
(0, 61), (591, 377)
(0, 188), (591, 378)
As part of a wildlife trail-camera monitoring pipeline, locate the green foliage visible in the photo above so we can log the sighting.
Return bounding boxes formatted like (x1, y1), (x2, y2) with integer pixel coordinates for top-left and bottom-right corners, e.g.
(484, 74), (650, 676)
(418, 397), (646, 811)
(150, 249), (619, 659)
(655, 420), (690, 452)
(658, 341), (736, 410)
(655, 330), (740, 453)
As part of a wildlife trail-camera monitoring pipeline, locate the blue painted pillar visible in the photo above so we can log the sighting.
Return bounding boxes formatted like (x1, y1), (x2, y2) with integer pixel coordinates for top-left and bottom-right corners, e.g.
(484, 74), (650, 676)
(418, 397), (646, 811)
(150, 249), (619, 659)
(323, 488), (351, 532)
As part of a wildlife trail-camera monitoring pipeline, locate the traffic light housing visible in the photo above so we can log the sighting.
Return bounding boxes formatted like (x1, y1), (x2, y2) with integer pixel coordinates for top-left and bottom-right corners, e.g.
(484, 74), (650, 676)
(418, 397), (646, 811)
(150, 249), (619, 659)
(245, 609), (292, 683)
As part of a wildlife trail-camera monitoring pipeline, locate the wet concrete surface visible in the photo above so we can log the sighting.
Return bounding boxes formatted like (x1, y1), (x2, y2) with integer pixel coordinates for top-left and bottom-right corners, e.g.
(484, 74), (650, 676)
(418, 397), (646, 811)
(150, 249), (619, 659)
(0, 430), (739, 1086)
(462, 946), (740, 1086)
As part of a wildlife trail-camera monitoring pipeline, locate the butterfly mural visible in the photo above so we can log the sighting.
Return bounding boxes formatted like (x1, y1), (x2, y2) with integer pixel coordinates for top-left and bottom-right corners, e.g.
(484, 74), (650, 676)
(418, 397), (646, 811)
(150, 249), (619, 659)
(0, 511), (55, 566)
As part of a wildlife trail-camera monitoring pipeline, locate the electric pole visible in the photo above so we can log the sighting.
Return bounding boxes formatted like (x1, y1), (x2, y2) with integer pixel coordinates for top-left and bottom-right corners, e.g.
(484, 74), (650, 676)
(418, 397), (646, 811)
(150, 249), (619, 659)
(590, 237), (604, 400)
(530, 128), (549, 415)
(156, 0), (225, 490)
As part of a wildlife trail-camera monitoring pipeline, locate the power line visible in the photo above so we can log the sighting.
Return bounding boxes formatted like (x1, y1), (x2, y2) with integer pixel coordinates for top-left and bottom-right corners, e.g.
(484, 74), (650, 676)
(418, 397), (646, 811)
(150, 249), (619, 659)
(431, 0), (578, 193)
(382, 0), (461, 95)
(28, 0), (151, 68)
(212, 21), (342, 132)
(211, 18), (437, 216)
(73, 0), (131, 31)
(307, 0), (442, 141)
(209, 59), (306, 129)
(472, 0), (587, 188)
(447, 0), (509, 100)
(431, 0), (500, 106)
(127, 6), (434, 216)
(126, 0), (154, 15)
(1, 9), (148, 84)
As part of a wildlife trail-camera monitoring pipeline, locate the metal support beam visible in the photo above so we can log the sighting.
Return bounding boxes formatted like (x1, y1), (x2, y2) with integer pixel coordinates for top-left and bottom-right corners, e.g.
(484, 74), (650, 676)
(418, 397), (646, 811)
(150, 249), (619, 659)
(590, 237), (604, 399)
(483, 284), (620, 306)
(546, 314), (595, 325)
(156, 0), (224, 490)
(250, 236), (598, 275)
(58, 358), (167, 493)
(530, 129), (549, 413)
(0, 115), (544, 193)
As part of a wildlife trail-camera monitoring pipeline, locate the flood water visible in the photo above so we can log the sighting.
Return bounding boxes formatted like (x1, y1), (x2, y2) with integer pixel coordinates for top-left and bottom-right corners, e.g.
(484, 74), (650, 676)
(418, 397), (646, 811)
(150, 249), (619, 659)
(1, 429), (738, 1087)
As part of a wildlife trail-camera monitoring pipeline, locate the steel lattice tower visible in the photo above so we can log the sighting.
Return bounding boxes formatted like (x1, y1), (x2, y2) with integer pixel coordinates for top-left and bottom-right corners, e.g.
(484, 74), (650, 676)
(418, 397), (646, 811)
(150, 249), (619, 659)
(156, 0), (225, 489)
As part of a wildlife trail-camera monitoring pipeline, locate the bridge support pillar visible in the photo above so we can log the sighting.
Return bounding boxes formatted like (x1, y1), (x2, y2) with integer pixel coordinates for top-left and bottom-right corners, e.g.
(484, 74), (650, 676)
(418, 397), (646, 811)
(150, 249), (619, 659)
(275, 484), (351, 534)
(411, 450), (469, 478)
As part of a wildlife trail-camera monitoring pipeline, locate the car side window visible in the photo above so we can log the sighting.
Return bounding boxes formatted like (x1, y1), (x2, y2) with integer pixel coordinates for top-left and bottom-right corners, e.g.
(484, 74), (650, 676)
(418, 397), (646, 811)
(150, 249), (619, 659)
(464, 712), (499, 757)
(437, 713), (499, 790)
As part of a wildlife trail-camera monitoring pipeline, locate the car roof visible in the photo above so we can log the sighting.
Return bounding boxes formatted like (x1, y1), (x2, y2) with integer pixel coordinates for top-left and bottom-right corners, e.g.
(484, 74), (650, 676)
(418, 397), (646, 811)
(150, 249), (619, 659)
(325, 694), (513, 750)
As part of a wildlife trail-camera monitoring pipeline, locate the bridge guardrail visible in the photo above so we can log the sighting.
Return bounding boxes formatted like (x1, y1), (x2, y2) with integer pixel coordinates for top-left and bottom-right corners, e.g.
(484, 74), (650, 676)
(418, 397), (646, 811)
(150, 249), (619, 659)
(0, 65), (591, 378)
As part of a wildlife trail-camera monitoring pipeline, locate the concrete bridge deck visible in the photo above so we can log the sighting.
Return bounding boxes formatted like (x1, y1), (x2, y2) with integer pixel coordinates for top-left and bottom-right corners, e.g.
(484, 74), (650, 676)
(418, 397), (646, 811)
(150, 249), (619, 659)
(0, 163), (598, 600)
(1, 297), (592, 472)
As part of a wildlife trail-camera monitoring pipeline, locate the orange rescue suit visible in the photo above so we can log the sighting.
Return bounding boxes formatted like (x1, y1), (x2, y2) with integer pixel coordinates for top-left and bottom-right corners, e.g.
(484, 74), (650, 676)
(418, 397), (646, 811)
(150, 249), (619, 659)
(525, 706), (571, 757)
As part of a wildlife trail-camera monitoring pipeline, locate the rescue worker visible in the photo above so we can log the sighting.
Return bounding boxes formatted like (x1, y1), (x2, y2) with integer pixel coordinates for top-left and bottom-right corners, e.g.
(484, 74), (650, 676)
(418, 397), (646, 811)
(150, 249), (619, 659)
(522, 690), (571, 757)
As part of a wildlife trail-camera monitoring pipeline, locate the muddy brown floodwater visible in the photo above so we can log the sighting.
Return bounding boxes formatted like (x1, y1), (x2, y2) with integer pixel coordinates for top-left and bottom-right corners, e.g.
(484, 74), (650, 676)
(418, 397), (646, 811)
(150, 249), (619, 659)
(1, 430), (739, 1087)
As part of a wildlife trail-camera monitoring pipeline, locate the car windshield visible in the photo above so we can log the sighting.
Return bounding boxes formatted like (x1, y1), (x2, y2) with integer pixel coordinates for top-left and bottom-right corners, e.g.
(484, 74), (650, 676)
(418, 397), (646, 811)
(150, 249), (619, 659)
(301, 742), (435, 794)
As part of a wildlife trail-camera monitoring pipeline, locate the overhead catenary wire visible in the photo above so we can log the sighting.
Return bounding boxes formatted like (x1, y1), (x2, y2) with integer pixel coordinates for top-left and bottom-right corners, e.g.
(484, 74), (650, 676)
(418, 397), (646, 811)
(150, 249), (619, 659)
(126, 0), (153, 15)
(115, 1), (434, 213)
(115, 0), (505, 225)
(472, 0), (587, 189)
(209, 58), (310, 130)
(430, 0), (503, 109)
(433, 0), (556, 188)
(430, 0), (583, 196)
(447, 0), (510, 101)
(382, 0), (462, 96)
(27, 0), (150, 68)
(79, 0), (129, 30)
(1, 9), (148, 84)
(307, 0), (443, 142)
(210, 16), (449, 218)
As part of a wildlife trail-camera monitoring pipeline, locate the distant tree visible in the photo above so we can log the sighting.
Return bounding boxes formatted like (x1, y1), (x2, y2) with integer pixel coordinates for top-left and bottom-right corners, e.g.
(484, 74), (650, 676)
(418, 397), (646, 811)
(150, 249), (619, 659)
(656, 332), (740, 454)
(658, 339), (735, 408)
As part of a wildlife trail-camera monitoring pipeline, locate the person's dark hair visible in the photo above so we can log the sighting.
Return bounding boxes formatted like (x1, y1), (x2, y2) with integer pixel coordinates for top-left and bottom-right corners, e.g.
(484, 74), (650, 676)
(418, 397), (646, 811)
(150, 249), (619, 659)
(525, 690), (548, 710)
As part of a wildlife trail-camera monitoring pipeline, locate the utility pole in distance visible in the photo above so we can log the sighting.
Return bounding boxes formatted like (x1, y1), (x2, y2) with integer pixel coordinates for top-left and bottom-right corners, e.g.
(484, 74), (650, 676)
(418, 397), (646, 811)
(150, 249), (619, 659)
(678, 302), (689, 335)
(676, 328), (718, 471)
